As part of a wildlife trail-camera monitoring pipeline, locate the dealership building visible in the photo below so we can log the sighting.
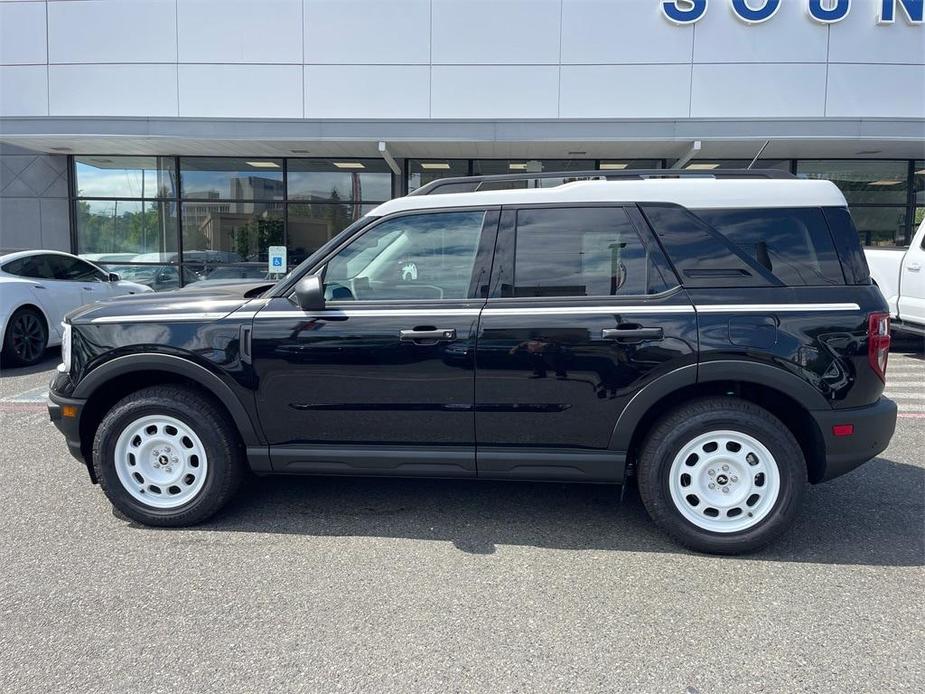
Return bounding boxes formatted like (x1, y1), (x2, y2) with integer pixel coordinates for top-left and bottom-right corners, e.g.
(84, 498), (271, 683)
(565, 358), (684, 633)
(0, 0), (923, 288)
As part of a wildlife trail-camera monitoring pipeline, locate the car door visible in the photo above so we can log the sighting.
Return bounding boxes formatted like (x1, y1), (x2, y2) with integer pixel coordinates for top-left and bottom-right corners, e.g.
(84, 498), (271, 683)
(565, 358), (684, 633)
(474, 205), (698, 481)
(1, 254), (69, 340)
(251, 207), (499, 476)
(898, 221), (925, 325)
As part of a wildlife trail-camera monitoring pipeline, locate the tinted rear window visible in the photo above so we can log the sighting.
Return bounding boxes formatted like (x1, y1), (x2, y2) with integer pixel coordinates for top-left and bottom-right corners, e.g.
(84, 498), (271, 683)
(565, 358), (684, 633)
(693, 207), (845, 286)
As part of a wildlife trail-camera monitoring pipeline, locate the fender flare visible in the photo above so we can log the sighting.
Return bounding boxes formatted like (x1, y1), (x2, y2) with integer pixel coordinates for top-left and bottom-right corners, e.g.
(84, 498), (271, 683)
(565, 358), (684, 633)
(73, 353), (263, 446)
(608, 360), (831, 451)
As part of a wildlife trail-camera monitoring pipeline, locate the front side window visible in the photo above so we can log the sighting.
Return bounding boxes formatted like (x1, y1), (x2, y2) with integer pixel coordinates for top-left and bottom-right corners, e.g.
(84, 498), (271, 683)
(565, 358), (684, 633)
(323, 211), (486, 301)
(47, 256), (107, 282)
(512, 207), (665, 297)
(694, 207), (844, 286)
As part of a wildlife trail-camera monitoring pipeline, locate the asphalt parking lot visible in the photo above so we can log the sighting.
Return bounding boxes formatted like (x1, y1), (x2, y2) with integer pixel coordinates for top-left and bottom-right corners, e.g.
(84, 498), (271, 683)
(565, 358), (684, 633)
(1, 342), (923, 693)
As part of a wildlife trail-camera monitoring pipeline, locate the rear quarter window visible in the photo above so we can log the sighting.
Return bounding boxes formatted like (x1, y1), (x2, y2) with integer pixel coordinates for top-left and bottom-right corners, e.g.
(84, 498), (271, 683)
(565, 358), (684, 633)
(693, 207), (845, 286)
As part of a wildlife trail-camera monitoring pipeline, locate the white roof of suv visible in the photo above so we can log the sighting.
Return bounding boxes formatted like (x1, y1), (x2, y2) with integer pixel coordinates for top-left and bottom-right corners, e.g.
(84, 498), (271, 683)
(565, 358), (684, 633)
(369, 178), (847, 218)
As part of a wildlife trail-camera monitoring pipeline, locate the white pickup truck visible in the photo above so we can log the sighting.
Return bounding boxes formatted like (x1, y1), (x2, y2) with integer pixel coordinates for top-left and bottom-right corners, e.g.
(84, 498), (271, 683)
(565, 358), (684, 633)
(866, 220), (925, 336)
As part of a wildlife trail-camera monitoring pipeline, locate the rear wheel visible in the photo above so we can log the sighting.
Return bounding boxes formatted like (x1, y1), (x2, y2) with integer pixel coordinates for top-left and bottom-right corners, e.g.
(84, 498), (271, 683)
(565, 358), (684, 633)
(637, 397), (806, 554)
(92, 385), (245, 526)
(2, 307), (47, 366)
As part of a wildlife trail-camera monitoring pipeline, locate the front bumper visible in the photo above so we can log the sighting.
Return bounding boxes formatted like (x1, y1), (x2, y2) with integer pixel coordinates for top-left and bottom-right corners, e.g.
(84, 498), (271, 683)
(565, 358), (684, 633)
(48, 389), (92, 476)
(811, 397), (898, 482)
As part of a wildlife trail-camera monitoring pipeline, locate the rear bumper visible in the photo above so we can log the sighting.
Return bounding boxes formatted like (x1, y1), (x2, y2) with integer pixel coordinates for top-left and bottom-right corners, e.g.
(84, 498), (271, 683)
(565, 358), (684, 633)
(811, 398), (897, 482)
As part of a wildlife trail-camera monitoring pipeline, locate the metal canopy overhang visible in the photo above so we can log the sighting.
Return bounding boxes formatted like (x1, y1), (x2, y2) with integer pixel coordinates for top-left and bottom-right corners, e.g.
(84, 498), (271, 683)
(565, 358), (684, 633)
(1, 116), (923, 160)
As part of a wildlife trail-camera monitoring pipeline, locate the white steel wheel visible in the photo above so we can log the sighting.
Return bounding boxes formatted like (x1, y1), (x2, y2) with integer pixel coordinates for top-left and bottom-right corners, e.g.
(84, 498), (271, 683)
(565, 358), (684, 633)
(667, 429), (781, 533)
(113, 414), (209, 509)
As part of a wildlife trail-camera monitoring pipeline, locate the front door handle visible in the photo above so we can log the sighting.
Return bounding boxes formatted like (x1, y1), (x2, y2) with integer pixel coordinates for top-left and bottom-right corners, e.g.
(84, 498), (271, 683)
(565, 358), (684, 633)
(907, 263), (921, 272)
(602, 326), (664, 342)
(399, 328), (457, 343)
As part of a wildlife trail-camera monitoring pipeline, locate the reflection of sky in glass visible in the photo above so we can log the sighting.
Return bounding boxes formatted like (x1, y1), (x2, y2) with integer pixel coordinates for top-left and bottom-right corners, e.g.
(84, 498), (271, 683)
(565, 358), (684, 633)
(75, 158), (175, 198)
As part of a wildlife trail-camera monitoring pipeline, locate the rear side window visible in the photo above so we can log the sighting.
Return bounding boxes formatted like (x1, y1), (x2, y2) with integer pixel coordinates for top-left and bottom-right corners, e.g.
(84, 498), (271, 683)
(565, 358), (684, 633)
(694, 207), (845, 286)
(1, 255), (55, 279)
(512, 207), (669, 297)
(823, 207), (871, 285)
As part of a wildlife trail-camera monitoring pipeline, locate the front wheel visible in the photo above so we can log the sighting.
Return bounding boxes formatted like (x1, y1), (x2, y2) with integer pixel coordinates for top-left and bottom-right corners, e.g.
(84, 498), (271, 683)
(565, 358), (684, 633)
(2, 307), (47, 366)
(637, 397), (807, 554)
(92, 385), (245, 526)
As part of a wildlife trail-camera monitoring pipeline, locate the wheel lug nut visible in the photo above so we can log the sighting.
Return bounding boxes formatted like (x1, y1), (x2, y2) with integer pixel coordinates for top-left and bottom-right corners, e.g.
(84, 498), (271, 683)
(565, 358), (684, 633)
(731, 475), (738, 482)
(722, 486), (729, 494)
(172, 457), (178, 463)
(708, 470), (715, 477)
(722, 464), (729, 471)
(708, 483), (715, 489)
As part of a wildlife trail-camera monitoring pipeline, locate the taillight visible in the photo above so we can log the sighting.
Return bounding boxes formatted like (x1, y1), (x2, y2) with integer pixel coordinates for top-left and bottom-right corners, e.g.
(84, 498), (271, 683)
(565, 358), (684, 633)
(867, 312), (890, 383)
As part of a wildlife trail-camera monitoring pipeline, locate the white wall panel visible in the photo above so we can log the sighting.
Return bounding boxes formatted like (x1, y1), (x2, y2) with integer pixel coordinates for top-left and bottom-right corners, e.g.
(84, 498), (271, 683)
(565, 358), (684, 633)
(560, 65), (691, 118)
(693, 0), (828, 63)
(0, 65), (47, 116)
(827, 64), (925, 117)
(0, 1), (46, 65)
(178, 0), (301, 64)
(305, 0), (430, 64)
(431, 66), (558, 118)
(48, 0), (176, 64)
(432, 0), (560, 64)
(829, 0), (925, 65)
(305, 65), (429, 118)
(691, 63), (827, 117)
(49, 64), (177, 116)
(561, 0), (693, 65)
(178, 64), (302, 118)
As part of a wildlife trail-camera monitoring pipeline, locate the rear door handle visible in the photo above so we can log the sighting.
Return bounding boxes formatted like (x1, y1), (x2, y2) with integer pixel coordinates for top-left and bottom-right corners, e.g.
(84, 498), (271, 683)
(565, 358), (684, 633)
(907, 263), (921, 272)
(602, 327), (664, 342)
(399, 328), (457, 343)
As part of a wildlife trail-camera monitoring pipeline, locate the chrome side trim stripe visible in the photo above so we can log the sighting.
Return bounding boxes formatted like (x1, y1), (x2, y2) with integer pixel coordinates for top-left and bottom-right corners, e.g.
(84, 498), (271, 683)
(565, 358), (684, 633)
(482, 305), (694, 316)
(257, 308), (484, 319)
(694, 303), (861, 313)
(89, 312), (232, 324)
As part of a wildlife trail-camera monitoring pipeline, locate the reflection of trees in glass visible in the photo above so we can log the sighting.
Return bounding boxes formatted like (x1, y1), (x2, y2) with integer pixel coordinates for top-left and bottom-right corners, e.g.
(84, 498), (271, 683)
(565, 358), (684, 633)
(77, 200), (174, 254)
(231, 215), (284, 261)
(324, 188), (352, 233)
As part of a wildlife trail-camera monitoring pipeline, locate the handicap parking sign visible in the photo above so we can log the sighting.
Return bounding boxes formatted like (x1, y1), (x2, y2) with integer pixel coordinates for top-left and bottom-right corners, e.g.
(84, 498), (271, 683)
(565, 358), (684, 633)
(268, 246), (287, 275)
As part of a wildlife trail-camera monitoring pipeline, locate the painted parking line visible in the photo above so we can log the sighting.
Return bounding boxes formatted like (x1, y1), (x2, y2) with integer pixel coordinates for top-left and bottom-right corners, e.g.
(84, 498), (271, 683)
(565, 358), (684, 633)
(0, 386), (49, 404)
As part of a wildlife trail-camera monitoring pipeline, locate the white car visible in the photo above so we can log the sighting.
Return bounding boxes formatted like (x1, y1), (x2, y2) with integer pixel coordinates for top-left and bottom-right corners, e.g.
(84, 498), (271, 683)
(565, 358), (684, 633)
(0, 250), (152, 366)
(866, 219), (925, 336)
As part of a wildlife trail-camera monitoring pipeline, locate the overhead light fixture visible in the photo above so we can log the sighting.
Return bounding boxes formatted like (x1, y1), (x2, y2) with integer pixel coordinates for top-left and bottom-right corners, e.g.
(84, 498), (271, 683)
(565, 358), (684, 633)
(246, 161), (280, 168)
(290, 149), (311, 154)
(509, 163), (528, 170)
(51, 147), (72, 152)
(93, 159), (113, 164)
(333, 162), (365, 169)
(686, 163), (720, 170)
(420, 162), (451, 170)
(567, 151), (587, 156)
(600, 163), (628, 170)
(869, 179), (903, 186)
(856, 150), (881, 155)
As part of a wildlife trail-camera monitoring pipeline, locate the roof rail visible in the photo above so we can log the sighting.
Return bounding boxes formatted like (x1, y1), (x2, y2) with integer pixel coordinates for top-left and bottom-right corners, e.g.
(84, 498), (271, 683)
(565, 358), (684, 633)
(408, 168), (796, 196)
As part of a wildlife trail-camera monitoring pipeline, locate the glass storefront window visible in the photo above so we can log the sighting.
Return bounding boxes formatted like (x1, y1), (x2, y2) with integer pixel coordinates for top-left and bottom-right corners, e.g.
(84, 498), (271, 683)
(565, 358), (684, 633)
(683, 159), (790, 171)
(914, 161), (924, 207)
(180, 157), (284, 200)
(181, 202), (284, 265)
(407, 159), (469, 192)
(797, 160), (909, 205)
(75, 156), (176, 199)
(850, 207), (908, 247)
(76, 200), (177, 258)
(287, 202), (376, 267)
(288, 158), (391, 202)
(598, 160), (663, 170)
(472, 159), (596, 190)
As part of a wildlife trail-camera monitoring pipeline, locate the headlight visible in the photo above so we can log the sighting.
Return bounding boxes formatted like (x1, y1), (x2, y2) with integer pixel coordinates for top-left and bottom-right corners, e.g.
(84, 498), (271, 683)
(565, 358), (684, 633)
(57, 322), (72, 373)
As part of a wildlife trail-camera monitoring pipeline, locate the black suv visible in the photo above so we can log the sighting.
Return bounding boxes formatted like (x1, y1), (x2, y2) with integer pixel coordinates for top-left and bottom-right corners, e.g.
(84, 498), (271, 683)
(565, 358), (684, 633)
(48, 170), (897, 554)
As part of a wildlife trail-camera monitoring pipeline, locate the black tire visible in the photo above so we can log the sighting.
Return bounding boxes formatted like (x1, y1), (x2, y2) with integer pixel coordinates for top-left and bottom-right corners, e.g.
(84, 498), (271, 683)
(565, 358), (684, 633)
(2, 307), (48, 367)
(92, 385), (245, 526)
(637, 397), (807, 555)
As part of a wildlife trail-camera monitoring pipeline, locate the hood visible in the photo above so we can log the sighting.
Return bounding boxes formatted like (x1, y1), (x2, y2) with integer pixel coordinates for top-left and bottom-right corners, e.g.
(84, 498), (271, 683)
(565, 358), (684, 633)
(67, 281), (274, 325)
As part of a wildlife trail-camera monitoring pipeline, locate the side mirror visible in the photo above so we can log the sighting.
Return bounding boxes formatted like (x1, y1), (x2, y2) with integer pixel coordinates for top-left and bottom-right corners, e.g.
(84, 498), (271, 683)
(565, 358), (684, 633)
(108, 272), (121, 282)
(293, 275), (325, 311)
